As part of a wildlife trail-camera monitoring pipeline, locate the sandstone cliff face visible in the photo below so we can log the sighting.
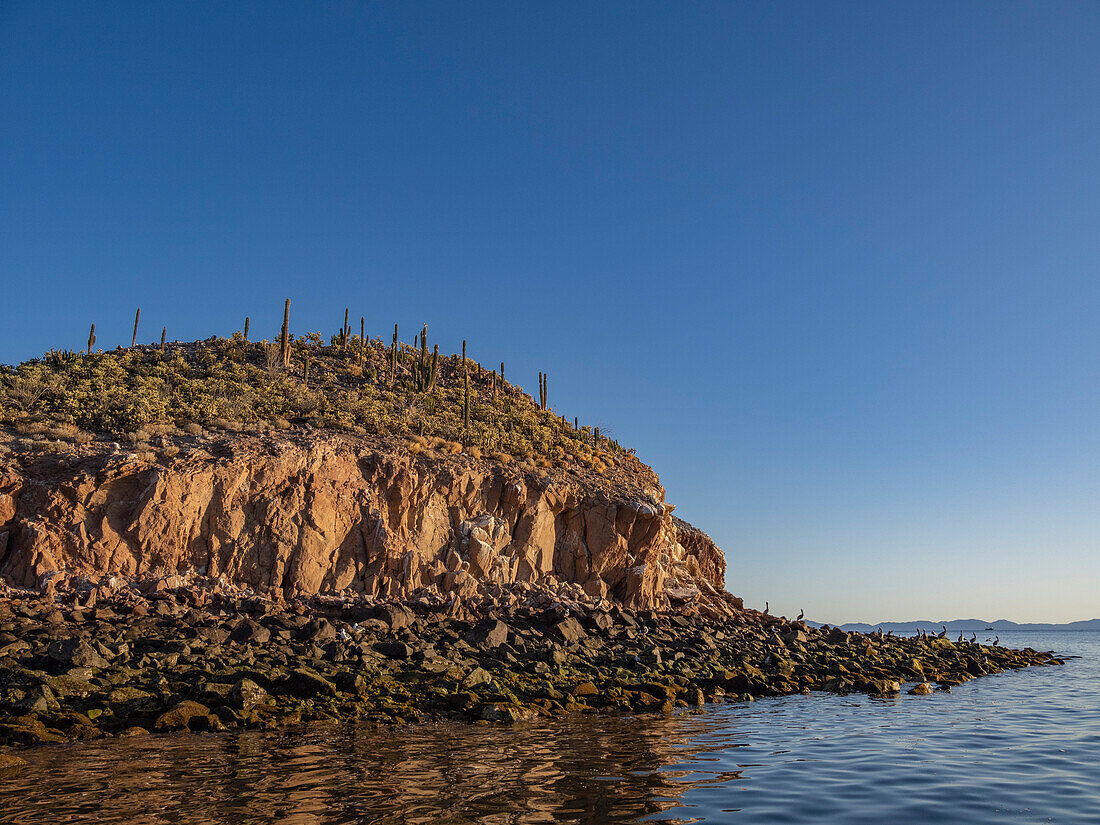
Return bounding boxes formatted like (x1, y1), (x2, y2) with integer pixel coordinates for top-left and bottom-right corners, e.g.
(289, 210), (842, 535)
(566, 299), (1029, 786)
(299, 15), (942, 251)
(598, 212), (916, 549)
(0, 434), (738, 614)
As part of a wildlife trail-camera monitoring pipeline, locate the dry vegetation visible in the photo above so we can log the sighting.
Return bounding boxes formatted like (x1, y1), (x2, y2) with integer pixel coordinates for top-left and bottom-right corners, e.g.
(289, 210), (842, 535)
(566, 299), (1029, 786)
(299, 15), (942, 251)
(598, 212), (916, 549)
(0, 324), (633, 476)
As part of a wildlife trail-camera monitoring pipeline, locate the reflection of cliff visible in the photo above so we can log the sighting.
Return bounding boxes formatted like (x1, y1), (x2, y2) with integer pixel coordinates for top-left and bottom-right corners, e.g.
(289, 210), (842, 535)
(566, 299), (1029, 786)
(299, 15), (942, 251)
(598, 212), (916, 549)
(0, 714), (746, 824)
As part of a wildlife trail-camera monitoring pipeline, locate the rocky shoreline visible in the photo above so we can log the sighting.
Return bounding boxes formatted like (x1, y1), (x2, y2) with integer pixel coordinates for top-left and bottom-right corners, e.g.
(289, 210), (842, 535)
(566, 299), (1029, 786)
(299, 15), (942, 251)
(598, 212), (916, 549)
(0, 577), (1061, 771)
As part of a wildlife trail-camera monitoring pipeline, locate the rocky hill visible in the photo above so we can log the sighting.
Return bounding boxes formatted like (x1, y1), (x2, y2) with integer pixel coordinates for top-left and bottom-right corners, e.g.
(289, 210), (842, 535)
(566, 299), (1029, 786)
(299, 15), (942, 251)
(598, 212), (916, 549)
(0, 324), (740, 617)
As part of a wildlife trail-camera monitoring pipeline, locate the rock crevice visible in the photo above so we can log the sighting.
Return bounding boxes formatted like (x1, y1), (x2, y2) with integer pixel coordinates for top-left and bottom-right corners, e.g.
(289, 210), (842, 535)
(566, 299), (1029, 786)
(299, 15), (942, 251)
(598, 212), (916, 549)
(0, 435), (738, 614)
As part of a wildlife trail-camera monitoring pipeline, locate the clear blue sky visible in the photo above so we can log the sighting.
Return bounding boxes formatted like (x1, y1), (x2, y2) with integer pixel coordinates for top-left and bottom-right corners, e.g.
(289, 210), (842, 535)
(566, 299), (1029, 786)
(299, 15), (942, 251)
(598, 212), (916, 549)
(2, 2), (1098, 623)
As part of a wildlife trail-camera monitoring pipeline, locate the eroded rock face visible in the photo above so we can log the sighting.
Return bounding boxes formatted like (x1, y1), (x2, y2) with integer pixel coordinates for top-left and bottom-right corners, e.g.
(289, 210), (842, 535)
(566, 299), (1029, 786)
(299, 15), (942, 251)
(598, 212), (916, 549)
(0, 435), (737, 613)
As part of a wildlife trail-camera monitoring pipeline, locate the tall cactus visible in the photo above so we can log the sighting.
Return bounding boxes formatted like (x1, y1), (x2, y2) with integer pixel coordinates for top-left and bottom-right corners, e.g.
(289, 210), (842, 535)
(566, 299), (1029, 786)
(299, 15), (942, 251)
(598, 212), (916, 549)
(429, 345), (439, 392)
(160, 326), (167, 351)
(87, 323), (96, 355)
(389, 323), (399, 384)
(342, 308), (350, 353)
(463, 369), (470, 429)
(280, 299), (291, 368)
(131, 308), (140, 347)
(243, 316), (250, 342)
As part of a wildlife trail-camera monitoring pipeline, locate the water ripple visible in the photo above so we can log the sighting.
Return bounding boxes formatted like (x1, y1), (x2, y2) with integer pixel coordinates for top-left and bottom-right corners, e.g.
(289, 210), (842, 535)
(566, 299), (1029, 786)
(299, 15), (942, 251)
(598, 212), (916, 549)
(1, 630), (1098, 824)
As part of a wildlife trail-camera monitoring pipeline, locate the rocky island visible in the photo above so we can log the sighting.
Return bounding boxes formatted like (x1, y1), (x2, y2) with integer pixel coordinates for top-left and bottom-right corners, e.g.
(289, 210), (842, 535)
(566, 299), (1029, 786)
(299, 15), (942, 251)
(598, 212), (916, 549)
(0, 313), (1060, 768)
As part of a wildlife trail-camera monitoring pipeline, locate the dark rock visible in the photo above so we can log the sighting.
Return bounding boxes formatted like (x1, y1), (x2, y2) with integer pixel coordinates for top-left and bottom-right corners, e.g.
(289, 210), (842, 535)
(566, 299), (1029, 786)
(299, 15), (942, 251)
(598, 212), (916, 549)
(230, 619), (271, 645)
(550, 617), (585, 645)
(47, 638), (108, 669)
(154, 701), (211, 732)
(377, 605), (414, 632)
(228, 679), (268, 711)
(476, 702), (536, 723)
(461, 667), (493, 688)
(374, 641), (412, 660)
(470, 620), (510, 649)
(279, 668), (337, 698)
(298, 619), (336, 643)
(0, 752), (27, 773)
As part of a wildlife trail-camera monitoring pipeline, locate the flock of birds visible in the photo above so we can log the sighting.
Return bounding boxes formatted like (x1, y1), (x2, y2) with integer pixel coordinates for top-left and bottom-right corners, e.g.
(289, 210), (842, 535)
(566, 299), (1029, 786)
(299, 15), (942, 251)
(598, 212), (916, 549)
(914, 625), (1000, 646)
(761, 602), (1000, 647)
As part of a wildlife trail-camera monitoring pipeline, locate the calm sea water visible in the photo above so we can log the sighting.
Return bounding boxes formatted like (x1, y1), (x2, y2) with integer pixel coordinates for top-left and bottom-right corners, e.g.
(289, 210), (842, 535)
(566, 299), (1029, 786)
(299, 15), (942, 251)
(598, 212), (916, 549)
(1, 630), (1097, 824)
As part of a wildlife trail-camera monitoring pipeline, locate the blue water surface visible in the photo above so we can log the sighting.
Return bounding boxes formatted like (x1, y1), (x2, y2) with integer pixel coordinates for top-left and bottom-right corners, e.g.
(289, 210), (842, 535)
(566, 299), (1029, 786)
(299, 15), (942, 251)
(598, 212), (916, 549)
(1, 630), (1097, 824)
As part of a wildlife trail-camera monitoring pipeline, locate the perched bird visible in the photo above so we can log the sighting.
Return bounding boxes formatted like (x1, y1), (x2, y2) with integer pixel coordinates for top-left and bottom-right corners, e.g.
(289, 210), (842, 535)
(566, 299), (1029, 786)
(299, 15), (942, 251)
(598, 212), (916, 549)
(993, 636), (1000, 647)
(958, 632), (965, 644)
(796, 608), (804, 621)
(764, 601), (770, 615)
(970, 633), (977, 643)
(937, 625), (948, 638)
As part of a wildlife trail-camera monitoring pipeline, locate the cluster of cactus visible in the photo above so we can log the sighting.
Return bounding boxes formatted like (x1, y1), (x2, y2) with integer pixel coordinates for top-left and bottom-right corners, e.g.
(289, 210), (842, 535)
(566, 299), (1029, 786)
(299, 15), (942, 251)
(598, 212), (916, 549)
(410, 325), (440, 392)
(67, 298), (617, 458)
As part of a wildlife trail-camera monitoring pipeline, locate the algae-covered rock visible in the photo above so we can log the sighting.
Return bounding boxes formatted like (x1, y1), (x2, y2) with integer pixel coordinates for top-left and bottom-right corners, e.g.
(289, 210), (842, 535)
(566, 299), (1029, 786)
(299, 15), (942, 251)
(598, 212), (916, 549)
(476, 702), (536, 723)
(228, 678), (268, 711)
(0, 752), (27, 774)
(154, 700), (211, 731)
(279, 668), (338, 699)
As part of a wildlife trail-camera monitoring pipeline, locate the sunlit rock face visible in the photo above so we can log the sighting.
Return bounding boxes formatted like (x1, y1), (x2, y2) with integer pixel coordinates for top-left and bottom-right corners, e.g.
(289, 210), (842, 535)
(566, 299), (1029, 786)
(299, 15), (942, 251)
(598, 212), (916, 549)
(0, 433), (739, 615)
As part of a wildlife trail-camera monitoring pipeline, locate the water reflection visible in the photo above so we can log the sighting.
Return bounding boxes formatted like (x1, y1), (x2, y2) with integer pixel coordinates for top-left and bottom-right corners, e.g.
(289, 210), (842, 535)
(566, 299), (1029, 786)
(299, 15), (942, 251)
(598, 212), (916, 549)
(1, 710), (748, 825)
(3, 632), (1095, 825)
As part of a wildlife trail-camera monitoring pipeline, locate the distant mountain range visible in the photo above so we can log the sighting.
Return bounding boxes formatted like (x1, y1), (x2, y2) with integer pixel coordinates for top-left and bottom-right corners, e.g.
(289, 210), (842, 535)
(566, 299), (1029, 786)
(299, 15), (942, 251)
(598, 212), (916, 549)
(806, 618), (1100, 633)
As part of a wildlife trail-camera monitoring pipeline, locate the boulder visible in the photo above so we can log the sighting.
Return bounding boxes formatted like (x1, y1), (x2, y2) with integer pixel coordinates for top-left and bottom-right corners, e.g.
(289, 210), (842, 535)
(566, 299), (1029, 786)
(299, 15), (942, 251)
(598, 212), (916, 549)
(154, 701), (211, 732)
(0, 752), (27, 773)
(476, 702), (536, 723)
(230, 619), (271, 645)
(279, 668), (337, 699)
(469, 620), (510, 650)
(47, 638), (107, 669)
(228, 678), (268, 710)
(550, 617), (585, 645)
(376, 605), (414, 632)
(461, 667), (493, 688)
(374, 641), (413, 660)
(298, 619), (336, 643)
